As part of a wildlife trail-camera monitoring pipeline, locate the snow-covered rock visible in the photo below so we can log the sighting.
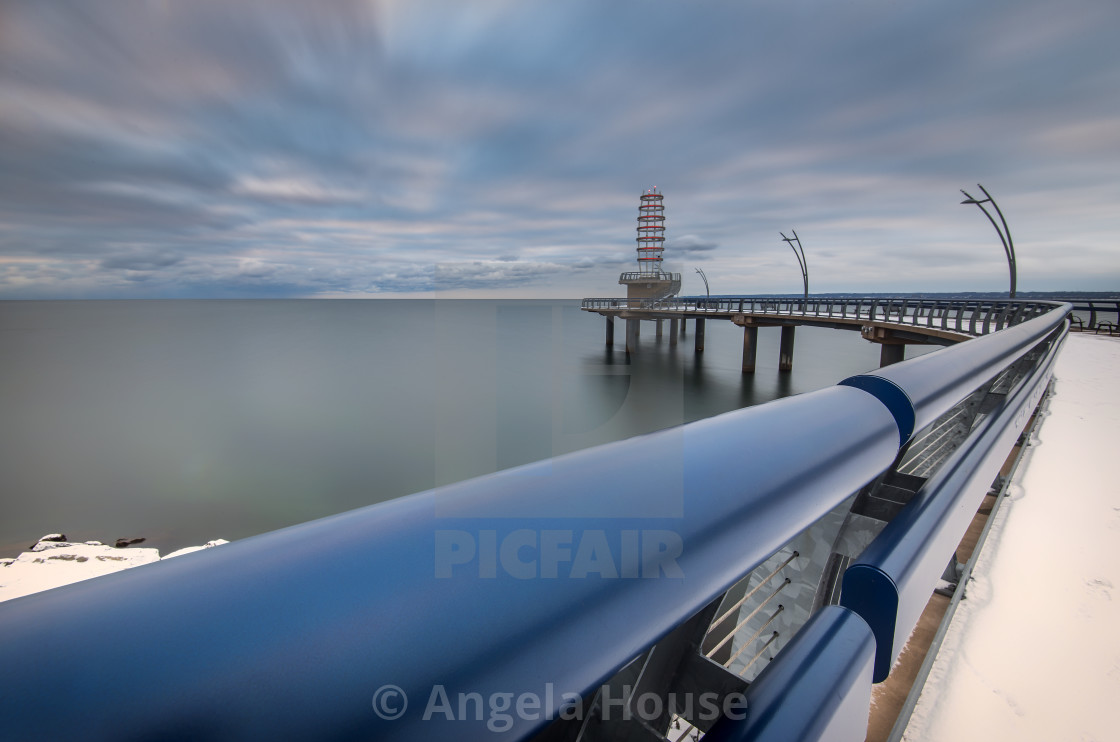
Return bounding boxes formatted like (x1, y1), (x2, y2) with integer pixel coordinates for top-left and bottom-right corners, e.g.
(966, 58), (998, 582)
(0, 534), (228, 603)
(29, 534), (70, 552)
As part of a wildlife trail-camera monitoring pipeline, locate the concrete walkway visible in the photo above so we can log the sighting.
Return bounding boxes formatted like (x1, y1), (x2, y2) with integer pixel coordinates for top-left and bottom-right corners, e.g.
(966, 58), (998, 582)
(901, 332), (1120, 741)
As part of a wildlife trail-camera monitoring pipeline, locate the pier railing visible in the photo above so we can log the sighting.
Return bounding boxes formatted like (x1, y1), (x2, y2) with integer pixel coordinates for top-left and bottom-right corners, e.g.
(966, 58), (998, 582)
(581, 295), (1059, 336)
(0, 302), (1071, 742)
(618, 271), (683, 282)
(1064, 298), (1120, 332)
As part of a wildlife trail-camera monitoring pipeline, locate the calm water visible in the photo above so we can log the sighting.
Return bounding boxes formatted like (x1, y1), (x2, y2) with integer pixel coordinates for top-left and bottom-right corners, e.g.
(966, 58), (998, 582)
(0, 299), (919, 556)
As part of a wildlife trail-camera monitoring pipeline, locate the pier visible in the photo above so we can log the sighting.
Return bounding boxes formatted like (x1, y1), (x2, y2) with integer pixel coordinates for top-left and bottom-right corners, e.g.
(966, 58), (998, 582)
(583, 295), (1059, 368)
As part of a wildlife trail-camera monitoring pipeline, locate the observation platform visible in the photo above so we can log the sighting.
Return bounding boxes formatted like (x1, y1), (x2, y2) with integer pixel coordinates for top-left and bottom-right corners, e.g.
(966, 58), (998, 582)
(618, 271), (682, 300)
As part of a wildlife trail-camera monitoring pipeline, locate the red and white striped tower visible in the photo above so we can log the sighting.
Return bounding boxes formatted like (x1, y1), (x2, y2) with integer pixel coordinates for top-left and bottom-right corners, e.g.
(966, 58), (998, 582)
(636, 187), (666, 276)
(618, 187), (681, 300)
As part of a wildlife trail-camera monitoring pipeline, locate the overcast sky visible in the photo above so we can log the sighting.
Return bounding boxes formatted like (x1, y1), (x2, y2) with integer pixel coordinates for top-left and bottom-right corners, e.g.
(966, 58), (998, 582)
(1, 0), (1117, 299)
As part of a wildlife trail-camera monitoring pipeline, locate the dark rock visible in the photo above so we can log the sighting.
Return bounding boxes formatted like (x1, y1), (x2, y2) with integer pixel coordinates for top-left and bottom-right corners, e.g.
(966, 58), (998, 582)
(114, 537), (146, 548)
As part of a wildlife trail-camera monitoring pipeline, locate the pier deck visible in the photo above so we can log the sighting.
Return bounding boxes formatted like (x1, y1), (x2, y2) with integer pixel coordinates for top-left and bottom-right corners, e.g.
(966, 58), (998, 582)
(882, 332), (1120, 741)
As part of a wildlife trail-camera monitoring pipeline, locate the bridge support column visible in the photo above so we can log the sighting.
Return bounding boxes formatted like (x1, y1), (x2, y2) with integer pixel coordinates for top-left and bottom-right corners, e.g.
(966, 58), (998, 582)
(695, 318), (705, 353)
(656, 319), (663, 339)
(669, 319), (678, 347)
(626, 319), (639, 353)
(742, 326), (758, 374)
(779, 325), (795, 372)
(605, 316), (614, 348)
(680, 318), (687, 336)
(880, 343), (905, 367)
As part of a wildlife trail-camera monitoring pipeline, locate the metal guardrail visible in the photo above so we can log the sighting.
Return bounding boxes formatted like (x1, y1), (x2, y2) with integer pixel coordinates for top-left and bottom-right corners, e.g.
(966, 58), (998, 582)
(703, 606), (876, 742)
(618, 271), (683, 282)
(581, 296), (1061, 338)
(840, 308), (1067, 443)
(0, 302), (1072, 742)
(1063, 299), (1119, 331)
(841, 317), (1066, 681)
(0, 387), (906, 741)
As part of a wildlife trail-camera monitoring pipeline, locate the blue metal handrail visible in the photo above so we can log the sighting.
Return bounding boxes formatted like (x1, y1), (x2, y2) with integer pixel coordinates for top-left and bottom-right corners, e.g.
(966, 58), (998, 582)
(840, 305), (1069, 444)
(841, 320), (1066, 681)
(0, 302), (1072, 742)
(0, 388), (902, 741)
(703, 606), (876, 742)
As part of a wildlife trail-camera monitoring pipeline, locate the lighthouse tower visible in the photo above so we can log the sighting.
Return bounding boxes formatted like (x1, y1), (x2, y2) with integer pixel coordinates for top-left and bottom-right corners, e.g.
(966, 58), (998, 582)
(619, 187), (681, 299)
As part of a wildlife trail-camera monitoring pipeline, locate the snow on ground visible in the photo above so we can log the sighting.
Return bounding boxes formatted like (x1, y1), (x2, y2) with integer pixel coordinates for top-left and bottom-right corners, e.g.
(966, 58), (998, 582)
(904, 333), (1120, 742)
(162, 539), (231, 559)
(0, 535), (228, 603)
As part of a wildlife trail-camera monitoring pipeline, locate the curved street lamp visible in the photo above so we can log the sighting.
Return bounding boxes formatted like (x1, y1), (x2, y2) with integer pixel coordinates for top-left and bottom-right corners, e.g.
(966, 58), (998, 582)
(780, 230), (808, 310)
(960, 184), (1016, 298)
(695, 267), (710, 301)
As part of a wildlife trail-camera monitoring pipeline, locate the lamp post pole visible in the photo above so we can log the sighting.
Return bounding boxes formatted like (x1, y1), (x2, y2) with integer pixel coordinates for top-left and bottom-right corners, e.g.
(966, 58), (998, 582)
(695, 268), (710, 302)
(780, 230), (808, 311)
(960, 184), (1017, 299)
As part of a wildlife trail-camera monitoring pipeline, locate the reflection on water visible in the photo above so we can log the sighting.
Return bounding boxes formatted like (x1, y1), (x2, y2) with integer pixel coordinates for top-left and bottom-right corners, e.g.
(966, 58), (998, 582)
(0, 299), (923, 556)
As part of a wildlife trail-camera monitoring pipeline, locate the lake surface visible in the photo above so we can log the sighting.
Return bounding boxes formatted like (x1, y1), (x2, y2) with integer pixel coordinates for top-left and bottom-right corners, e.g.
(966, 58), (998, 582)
(0, 299), (922, 556)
